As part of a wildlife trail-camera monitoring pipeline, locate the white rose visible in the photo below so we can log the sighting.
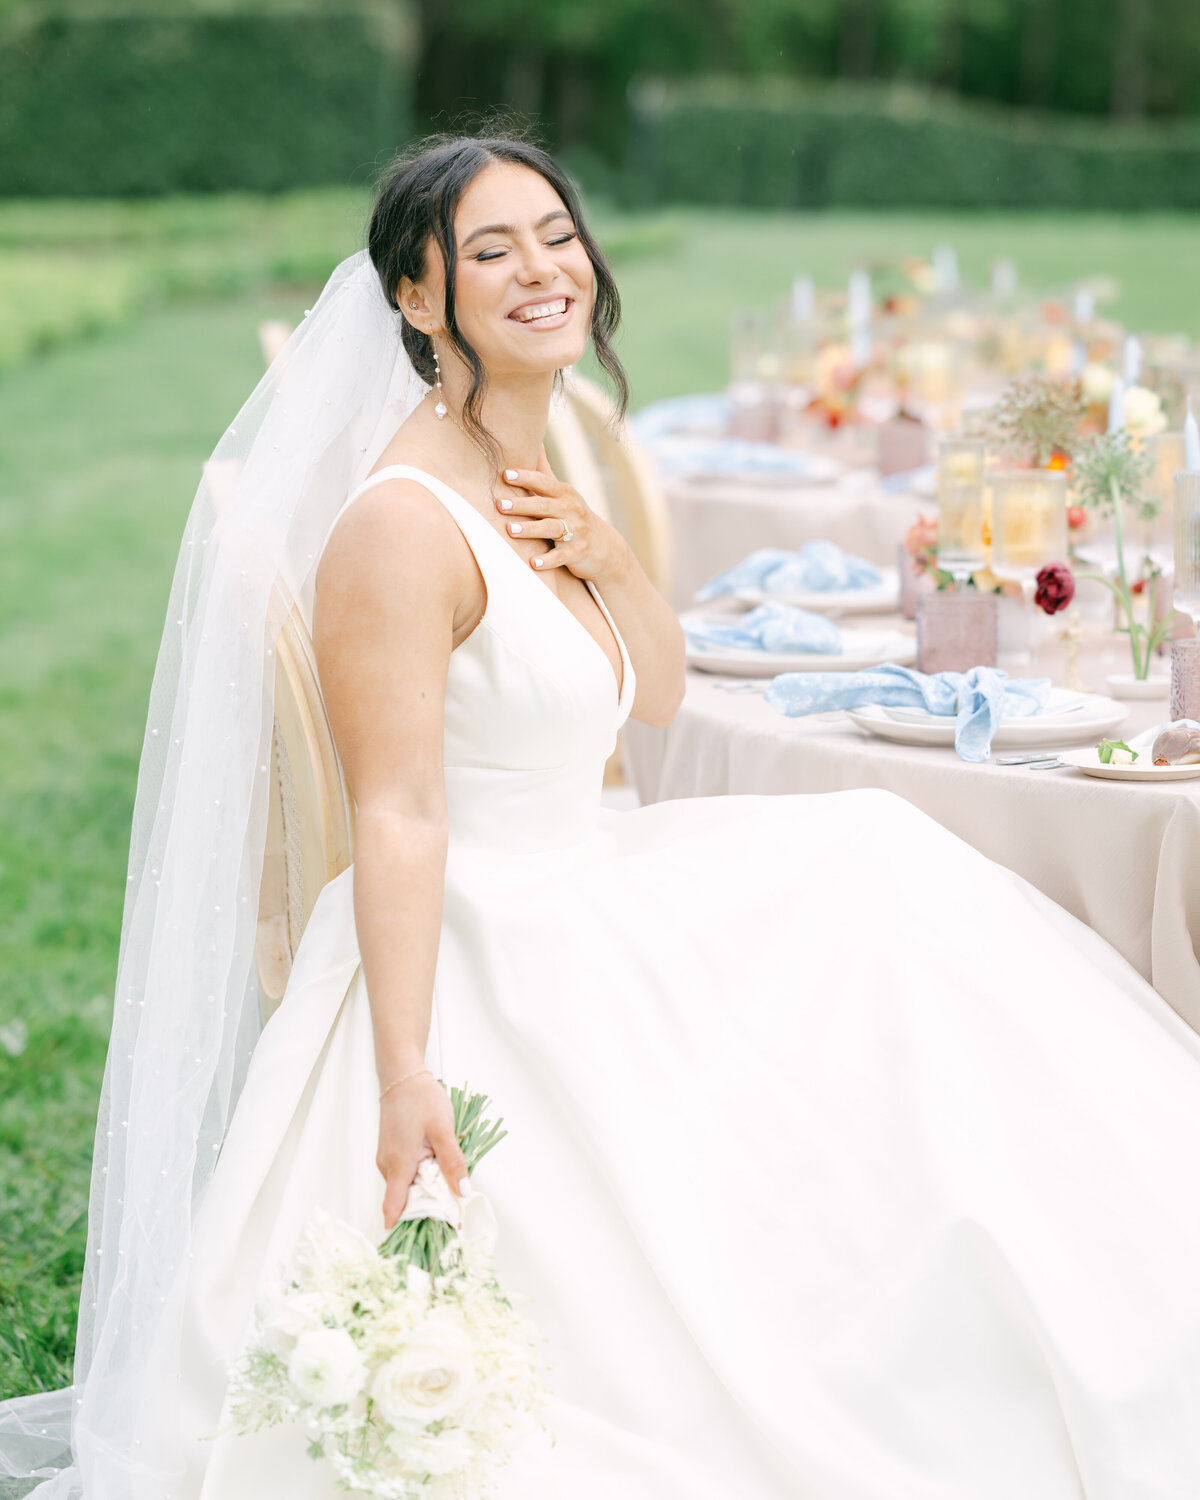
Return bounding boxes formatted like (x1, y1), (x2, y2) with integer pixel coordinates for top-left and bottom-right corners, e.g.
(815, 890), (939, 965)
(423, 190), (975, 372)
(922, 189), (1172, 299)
(254, 1278), (324, 1358)
(370, 1309), (477, 1426)
(287, 1327), (368, 1406)
(1123, 384), (1167, 437)
(293, 1208), (380, 1282)
(1080, 362), (1115, 405)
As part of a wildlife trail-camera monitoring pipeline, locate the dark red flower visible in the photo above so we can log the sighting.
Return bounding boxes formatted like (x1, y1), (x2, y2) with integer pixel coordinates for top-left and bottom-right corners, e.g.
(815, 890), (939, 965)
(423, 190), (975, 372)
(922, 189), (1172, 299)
(1035, 563), (1075, 615)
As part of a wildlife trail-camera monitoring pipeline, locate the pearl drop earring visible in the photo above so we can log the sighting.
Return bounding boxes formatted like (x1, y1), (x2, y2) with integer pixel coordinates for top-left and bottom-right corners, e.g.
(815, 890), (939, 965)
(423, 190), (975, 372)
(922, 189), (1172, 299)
(432, 345), (447, 420)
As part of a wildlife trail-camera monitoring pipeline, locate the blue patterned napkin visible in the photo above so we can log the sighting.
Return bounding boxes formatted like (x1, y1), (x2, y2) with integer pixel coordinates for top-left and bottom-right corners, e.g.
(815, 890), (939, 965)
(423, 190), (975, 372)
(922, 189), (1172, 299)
(697, 543), (884, 603)
(763, 664), (1051, 762)
(686, 602), (842, 656)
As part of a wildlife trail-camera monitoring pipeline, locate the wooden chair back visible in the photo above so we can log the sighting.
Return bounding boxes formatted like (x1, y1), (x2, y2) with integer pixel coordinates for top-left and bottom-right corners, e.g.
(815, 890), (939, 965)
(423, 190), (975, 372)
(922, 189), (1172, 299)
(258, 320), (292, 368)
(544, 387), (611, 521)
(255, 592), (355, 1018)
(564, 372), (673, 596)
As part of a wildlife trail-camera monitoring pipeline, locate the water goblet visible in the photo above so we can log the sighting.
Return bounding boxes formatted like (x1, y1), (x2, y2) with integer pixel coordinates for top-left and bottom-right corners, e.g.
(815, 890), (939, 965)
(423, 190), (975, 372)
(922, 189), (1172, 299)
(935, 438), (987, 586)
(1174, 471), (1200, 624)
(1137, 432), (1186, 574)
(990, 470), (1069, 584)
(989, 470), (1069, 665)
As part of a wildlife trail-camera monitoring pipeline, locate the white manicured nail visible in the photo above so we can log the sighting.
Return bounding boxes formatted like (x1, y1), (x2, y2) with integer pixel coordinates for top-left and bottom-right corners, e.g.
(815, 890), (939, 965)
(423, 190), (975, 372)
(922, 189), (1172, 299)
(509, 522), (522, 534)
(504, 468), (518, 480)
(532, 557), (544, 568)
(498, 497), (513, 511)
(458, 1176), (472, 1199)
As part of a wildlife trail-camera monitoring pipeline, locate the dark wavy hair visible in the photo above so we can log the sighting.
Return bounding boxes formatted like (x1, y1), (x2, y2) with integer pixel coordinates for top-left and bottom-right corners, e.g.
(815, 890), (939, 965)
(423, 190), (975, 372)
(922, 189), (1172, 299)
(368, 129), (628, 467)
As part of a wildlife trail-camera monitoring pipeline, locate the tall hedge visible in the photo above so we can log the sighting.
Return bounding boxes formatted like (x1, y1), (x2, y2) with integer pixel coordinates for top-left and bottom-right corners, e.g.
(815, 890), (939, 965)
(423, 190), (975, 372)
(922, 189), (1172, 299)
(629, 80), (1200, 211)
(0, 7), (411, 196)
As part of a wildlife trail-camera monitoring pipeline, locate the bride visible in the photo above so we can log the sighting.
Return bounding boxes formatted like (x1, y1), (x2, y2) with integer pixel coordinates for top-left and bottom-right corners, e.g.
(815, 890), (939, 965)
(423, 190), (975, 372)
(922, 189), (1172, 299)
(4, 129), (1200, 1500)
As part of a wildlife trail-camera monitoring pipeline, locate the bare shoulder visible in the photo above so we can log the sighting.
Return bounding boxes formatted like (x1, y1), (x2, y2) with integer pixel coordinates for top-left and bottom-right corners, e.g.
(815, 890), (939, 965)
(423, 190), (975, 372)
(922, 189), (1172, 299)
(316, 477), (471, 614)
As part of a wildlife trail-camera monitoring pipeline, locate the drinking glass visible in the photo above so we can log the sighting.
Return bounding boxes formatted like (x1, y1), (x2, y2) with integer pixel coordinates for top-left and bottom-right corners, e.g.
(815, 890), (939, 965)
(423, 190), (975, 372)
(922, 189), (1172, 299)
(729, 309), (768, 388)
(1073, 509), (1119, 573)
(1174, 471), (1200, 622)
(1137, 432), (1186, 572)
(728, 309), (778, 442)
(989, 470), (1069, 587)
(935, 438), (987, 584)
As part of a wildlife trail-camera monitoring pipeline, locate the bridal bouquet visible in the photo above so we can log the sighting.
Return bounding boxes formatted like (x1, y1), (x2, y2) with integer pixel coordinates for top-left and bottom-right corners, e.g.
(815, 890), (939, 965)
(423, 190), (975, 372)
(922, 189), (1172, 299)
(228, 1087), (548, 1498)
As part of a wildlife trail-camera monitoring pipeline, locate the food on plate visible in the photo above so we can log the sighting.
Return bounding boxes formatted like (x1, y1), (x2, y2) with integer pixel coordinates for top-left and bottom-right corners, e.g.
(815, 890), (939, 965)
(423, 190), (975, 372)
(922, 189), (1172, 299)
(1097, 738), (1137, 765)
(1150, 721), (1200, 766)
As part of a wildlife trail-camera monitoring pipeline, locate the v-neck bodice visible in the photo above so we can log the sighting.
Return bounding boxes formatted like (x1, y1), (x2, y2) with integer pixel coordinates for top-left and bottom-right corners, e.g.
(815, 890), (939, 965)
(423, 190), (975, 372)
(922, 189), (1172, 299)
(325, 464), (636, 853)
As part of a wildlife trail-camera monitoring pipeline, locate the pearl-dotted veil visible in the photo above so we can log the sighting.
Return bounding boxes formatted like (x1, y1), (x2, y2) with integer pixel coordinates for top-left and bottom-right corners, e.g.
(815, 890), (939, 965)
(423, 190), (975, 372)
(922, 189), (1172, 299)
(0, 250), (426, 1496)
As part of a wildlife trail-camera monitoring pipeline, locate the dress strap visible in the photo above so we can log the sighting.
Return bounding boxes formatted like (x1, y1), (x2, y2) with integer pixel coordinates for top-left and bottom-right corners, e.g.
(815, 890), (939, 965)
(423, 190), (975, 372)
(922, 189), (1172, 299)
(319, 464), (500, 574)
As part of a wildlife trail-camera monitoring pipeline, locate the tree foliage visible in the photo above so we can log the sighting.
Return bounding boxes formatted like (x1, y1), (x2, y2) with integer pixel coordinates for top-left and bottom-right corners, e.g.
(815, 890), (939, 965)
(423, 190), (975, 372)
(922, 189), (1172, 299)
(410, 0), (1200, 160)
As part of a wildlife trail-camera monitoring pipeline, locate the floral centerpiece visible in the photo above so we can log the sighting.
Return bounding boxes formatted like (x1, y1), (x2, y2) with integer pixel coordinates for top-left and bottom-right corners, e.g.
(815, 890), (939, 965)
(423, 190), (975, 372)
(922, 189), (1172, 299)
(805, 341), (867, 428)
(905, 515), (1074, 621)
(228, 1087), (548, 1497)
(1078, 365), (1168, 439)
(988, 374), (1084, 468)
(1071, 433), (1172, 681)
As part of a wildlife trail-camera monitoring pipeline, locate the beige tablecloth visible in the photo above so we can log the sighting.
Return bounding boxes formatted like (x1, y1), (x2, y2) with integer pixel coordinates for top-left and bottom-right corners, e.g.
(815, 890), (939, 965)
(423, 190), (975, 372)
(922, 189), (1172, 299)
(625, 640), (1200, 1032)
(665, 472), (930, 609)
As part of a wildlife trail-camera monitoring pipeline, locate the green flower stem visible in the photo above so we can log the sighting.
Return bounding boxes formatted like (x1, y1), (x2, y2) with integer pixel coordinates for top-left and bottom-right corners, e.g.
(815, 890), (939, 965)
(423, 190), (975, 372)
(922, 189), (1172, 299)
(377, 1085), (507, 1269)
(1107, 475), (1147, 679)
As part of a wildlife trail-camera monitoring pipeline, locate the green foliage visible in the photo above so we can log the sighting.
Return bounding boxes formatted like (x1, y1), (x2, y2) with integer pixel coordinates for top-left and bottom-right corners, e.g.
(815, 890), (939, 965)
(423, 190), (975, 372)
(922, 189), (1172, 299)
(0, 188), (366, 375)
(989, 376), (1085, 468)
(1071, 432), (1167, 679)
(1071, 431), (1154, 517)
(0, 288), (310, 1400)
(418, 0), (1200, 172)
(0, 7), (409, 197)
(0, 188), (682, 381)
(630, 80), (1200, 210)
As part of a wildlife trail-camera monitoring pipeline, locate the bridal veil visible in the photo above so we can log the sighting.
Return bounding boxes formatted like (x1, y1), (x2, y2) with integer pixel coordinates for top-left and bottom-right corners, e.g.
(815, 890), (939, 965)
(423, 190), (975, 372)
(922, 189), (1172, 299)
(0, 251), (424, 1497)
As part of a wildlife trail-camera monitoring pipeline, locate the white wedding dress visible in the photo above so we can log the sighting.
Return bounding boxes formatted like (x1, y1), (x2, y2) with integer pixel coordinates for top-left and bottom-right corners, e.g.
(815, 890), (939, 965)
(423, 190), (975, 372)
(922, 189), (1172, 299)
(163, 465), (1200, 1500)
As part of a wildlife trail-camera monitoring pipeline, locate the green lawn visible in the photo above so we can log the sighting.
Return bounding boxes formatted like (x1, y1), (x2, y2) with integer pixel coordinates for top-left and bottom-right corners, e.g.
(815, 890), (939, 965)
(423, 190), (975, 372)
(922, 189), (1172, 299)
(0, 290), (308, 1399)
(1, 197), (1198, 1403)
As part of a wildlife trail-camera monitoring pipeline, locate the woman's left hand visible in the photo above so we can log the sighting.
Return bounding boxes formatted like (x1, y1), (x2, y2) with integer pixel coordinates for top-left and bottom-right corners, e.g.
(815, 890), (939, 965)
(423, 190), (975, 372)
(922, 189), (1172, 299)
(496, 461), (630, 584)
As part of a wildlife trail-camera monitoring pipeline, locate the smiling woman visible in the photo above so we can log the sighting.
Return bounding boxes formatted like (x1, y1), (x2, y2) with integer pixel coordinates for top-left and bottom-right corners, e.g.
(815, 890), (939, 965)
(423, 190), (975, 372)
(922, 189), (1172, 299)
(10, 128), (1200, 1500)
(368, 134), (626, 466)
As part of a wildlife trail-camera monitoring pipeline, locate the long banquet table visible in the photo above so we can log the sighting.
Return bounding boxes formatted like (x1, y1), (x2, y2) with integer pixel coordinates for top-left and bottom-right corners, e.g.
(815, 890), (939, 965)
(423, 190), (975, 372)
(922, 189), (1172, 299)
(664, 471), (929, 609)
(625, 631), (1200, 1032)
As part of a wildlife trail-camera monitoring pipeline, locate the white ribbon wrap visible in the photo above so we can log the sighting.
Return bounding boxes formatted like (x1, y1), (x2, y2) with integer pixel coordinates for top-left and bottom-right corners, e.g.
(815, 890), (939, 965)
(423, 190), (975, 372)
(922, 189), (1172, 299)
(398, 1159), (498, 1252)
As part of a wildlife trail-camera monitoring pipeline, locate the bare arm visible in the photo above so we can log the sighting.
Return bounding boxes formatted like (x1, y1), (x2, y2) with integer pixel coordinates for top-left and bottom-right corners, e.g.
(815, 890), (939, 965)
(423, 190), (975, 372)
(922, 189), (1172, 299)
(496, 461), (686, 727)
(314, 482), (473, 1227)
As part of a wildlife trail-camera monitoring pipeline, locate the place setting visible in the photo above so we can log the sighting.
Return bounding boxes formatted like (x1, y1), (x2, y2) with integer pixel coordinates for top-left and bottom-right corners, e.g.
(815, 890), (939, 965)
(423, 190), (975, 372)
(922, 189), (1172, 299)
(683, 539), (911, 676)
(1052, 720), (1200, 780)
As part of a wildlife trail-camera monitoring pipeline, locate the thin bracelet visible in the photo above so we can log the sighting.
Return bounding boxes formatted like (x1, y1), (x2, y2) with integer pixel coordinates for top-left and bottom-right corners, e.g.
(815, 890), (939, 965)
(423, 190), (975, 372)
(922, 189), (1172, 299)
(379, 1067), (433, 1103)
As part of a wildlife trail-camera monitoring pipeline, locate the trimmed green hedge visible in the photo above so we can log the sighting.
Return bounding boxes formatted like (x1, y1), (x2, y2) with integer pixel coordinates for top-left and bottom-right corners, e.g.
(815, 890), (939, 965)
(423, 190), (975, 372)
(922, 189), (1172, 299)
(629, 80), (1200, 210)
(0, 8), (410, 196)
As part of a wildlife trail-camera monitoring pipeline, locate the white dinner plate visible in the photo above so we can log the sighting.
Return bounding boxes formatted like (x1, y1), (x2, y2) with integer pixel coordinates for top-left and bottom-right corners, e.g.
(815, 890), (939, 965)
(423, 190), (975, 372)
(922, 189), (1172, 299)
(848, 696), (1128, 749)
(882, 687), (1087, 729)
(734, 567), (899, 616)
(1056, 747), (1200, 781)
(684, 624), (916, 678)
